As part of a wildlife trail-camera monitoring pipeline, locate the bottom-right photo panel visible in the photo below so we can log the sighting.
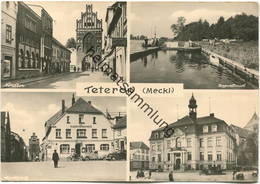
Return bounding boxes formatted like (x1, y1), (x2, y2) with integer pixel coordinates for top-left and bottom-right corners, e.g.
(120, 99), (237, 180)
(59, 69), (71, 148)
(128, 90), (258, 182)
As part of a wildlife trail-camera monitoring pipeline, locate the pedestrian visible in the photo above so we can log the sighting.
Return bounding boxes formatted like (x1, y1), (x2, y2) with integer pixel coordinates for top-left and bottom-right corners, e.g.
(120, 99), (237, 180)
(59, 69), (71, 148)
(74, 66), (76, 72)
(52, 150), (59, 168)
(149, 170), (152, 179)
(169, 171), (174, 182)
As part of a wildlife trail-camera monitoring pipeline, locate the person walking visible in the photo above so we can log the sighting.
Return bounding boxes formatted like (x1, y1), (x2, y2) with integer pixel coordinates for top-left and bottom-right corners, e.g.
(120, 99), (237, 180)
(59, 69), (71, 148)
(52, 150), (59, 168)
(169, 171), (174, 181)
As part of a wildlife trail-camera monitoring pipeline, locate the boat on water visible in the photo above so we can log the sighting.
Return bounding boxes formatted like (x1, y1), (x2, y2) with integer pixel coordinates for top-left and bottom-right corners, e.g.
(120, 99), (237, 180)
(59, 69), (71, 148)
(210, 54), (220, 66)
(218, 83), (246, 88)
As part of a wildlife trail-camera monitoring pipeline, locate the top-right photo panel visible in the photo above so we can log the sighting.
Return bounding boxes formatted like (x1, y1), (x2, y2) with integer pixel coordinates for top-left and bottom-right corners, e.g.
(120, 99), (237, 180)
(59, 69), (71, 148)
(130, 2), (258, 89)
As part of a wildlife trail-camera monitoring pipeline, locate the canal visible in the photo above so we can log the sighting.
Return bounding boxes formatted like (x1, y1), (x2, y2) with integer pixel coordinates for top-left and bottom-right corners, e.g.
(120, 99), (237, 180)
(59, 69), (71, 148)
(130, 41), (255, 89)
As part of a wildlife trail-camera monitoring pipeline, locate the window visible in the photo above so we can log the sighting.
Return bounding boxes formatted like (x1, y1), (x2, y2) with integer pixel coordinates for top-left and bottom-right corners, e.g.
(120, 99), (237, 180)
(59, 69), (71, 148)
(151, 145), (155, 151)
(217, 152), (222, 161)
(66, 129), (71, 138)
(216, 137), (221, 147)
(101, 129), (107, 138)
(176, 137), (181, 148)
(6, 25), (12, 44)
(60, 144), (70, 154)
(117, 130), (121, 136)
(167, 140), (171, 149)
(67, 116), (70, 124)
(208, 152), (213, 161)
(100, 144), (109, 151)
(79, 114), (84, 124)
(167, 153), (171, 161)
(152, 157), (155, 162)
(158, 154), (161, 162)
(93, 117), (96, 124)
(86, 144), (95, 152)
(199, 138), (204, 148)
(187, 138), (192, 148)
(212, 124), (217, 132)
(203, 126), (208, 133)
(157, 144), (161, 151)
(77, 129), (86, 138)
(188, 152), (192, 161)
(200, 152), (204, 161)
(207, 137), (212, 147)
(56, 129), (61, 138)
(92, 129), (97, 138)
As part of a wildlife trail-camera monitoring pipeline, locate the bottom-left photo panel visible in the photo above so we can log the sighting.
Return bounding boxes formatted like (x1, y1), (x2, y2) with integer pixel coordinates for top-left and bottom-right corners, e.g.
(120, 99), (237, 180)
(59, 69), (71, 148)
(1, 92), (127, 181)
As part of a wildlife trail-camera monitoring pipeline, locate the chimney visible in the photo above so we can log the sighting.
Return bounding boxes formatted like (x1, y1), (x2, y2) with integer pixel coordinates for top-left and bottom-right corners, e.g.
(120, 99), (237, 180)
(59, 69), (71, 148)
(72, 94), (75, 106)
(210, 113), (214, 117)
(62, 100), (65, 114)
(88, 101), (91, 105)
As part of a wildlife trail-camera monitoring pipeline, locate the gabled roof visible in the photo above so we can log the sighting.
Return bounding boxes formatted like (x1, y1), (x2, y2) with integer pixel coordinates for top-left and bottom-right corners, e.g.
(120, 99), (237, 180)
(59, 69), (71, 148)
(244, 112), (259, 130)
(230, 124), (252, 138)
(45, 108), (67, 127)
(66, 98), (103, 114)
(130, 141), (149, 150)
(112, 116), (126, 129)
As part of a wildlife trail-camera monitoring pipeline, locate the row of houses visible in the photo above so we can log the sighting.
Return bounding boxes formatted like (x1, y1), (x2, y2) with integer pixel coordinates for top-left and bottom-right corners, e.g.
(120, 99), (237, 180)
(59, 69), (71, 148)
(1, 1), (71, 81)
(130, 95), (258, 171)
(41, 95), (127, 160)
(1, 112), (28, 162)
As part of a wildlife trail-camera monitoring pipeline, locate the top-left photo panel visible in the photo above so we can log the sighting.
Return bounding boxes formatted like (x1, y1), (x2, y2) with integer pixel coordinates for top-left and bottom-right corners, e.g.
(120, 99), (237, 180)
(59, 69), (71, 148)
(1, 1), (127, 89)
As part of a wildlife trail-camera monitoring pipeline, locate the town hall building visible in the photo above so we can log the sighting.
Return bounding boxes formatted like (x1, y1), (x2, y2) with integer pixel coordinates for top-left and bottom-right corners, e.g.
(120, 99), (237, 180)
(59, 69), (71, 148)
(149, 94), (237, 171)
(42, 95), (118, 160)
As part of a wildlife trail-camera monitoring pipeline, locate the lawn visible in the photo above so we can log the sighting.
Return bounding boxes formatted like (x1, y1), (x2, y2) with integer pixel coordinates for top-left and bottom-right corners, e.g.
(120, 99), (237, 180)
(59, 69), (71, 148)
(199, 41), (258, 70)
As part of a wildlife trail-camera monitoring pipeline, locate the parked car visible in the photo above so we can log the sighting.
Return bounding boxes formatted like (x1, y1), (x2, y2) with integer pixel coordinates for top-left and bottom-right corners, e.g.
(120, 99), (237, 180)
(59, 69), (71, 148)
(82, 151), (99, 160)
(106, 150), (126, 160)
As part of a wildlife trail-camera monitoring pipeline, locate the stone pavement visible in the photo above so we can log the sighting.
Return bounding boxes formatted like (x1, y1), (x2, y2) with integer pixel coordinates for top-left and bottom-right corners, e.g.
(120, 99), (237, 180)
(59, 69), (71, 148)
(1, 160), (127, 181)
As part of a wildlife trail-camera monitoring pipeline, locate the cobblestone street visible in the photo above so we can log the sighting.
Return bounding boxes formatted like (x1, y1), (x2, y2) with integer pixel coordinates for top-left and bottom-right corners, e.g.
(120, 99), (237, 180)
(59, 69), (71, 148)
(1, 161), (127, 181)
(129, 170), (258, 182)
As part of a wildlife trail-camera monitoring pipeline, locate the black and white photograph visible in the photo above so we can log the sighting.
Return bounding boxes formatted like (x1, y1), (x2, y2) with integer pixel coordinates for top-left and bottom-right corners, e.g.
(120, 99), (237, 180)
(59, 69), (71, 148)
(1, 1), (127, 89)
(130, 2), (258, 89)
(129, 90), (258, 182)
(1, 92), (127, 181)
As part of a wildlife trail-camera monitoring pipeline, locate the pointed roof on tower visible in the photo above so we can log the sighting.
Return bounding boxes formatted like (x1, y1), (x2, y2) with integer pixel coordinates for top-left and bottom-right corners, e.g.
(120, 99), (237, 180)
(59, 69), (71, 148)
(244, 112), (259, 131)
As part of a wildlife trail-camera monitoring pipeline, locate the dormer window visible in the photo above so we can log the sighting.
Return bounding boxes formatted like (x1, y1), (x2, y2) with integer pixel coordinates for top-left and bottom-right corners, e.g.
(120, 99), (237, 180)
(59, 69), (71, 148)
(203, 125), (208, 133)
(212, 124), (217, 132)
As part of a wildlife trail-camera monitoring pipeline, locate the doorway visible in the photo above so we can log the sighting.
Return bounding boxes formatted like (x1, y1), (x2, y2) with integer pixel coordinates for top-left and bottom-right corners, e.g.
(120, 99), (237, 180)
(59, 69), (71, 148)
(75, 144), (81, 156)
(120, 140), (125, 151)
(175, 158), (181, 170)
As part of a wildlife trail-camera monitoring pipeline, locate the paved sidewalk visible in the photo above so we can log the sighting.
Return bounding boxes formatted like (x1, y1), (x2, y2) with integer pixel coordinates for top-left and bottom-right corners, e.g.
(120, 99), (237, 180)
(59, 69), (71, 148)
(1, 72), (76, 88)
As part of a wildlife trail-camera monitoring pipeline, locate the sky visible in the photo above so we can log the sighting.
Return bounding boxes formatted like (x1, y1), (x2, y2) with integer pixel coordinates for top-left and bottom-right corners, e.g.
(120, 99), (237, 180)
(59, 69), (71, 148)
(26, 1), (114, 45)
(130, 2), (259, 38)
(1, 92), (126, 145)
(129, 90), (259, 146)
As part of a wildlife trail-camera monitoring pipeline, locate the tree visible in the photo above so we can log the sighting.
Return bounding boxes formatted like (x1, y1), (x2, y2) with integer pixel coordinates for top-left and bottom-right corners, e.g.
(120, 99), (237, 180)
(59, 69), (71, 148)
(65, 38), (76, 49)
(171, 17), (186, 38)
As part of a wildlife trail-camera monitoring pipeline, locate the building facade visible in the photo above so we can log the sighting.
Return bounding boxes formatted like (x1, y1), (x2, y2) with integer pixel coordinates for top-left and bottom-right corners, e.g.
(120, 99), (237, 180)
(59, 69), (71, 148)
(76, 4), (103, 71)
(112, 116), (127, 152)
(1, 112), (11, 162)
(130, 141), (150, 170)
(1, 1), (18, 80)
(29, 132), (40, 161)
(149, 95), (237, 171)
(52, 38), (71, 73)
(16, 2), (42, 79)
(105, 2), (127, 79)
(1, 111), (28, 162)
(42, 95), (116, 160)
